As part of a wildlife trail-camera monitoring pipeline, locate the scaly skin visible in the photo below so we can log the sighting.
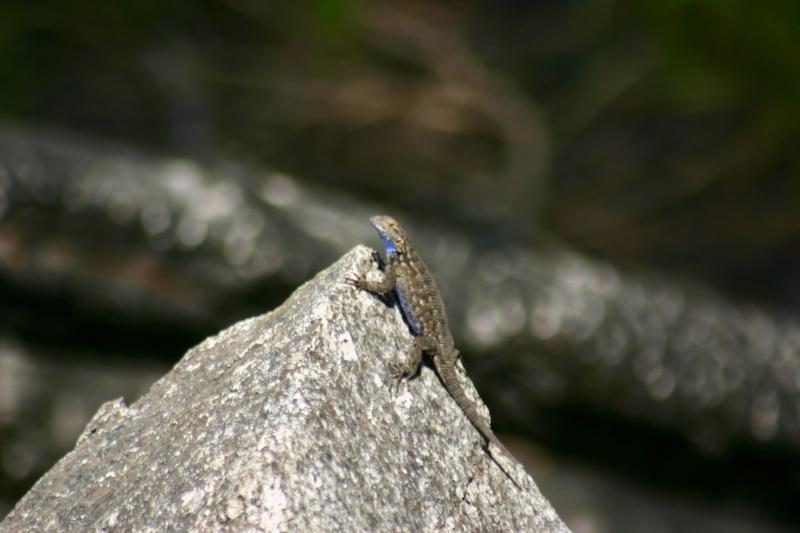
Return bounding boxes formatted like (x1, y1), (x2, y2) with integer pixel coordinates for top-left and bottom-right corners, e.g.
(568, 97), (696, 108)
(347, 215), (522, 489)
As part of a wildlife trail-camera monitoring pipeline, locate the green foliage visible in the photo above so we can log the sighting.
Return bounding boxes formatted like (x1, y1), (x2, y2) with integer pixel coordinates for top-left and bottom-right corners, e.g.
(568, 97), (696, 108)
(635, 0), (800, 125)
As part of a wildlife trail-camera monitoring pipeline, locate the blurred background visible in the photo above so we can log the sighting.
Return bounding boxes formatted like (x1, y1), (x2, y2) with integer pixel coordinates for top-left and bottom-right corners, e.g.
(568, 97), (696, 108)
(2, 1), (800, 531)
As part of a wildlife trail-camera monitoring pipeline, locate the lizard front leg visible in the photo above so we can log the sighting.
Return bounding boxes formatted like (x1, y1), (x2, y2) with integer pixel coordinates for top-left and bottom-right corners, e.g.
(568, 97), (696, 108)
(346, 256), (397, 295)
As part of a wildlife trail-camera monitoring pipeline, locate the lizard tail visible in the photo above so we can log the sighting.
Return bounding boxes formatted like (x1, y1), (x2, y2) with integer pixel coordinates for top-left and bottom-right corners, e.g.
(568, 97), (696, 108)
(434, 353), (525, 490)
(433, 354), (501, 446)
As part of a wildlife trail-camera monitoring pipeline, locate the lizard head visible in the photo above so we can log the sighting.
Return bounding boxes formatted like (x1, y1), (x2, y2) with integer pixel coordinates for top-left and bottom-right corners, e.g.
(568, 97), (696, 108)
(369, 215), (408, 256)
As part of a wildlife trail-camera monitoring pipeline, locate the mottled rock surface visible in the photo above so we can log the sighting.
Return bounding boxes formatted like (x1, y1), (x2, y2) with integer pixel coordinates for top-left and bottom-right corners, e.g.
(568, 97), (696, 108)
(0, 246), (569, 532)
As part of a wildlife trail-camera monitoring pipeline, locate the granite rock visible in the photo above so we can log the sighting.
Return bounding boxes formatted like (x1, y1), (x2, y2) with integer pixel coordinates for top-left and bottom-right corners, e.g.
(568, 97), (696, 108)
(0, 246), (569, 533)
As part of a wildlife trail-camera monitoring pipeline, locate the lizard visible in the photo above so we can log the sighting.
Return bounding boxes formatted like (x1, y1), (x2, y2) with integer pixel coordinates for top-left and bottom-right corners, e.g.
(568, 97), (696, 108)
(347, 214), (524, 490)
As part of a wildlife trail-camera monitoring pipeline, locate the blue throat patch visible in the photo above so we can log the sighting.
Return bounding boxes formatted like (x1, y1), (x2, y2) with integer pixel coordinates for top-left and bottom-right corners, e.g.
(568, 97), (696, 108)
(379, 232), (397, 255)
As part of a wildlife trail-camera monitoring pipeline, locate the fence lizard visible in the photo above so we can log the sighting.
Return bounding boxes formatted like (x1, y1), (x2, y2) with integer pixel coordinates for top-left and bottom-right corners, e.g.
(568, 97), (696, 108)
(347, 215), (524, 490)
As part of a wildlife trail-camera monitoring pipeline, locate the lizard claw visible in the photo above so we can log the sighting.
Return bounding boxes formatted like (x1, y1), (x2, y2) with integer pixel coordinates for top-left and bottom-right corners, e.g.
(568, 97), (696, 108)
(388, 362), (409, 393)
(344, 273), (366, 289)
(389, 361), (404, 380)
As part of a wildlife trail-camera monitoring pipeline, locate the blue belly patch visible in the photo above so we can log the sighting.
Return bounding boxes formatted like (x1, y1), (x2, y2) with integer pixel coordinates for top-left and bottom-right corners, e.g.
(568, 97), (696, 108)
(395, 282), (421, 335)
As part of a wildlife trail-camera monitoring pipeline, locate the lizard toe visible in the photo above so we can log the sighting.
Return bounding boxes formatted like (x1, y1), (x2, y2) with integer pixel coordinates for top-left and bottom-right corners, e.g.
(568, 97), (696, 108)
(344, 273), (366, 288)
